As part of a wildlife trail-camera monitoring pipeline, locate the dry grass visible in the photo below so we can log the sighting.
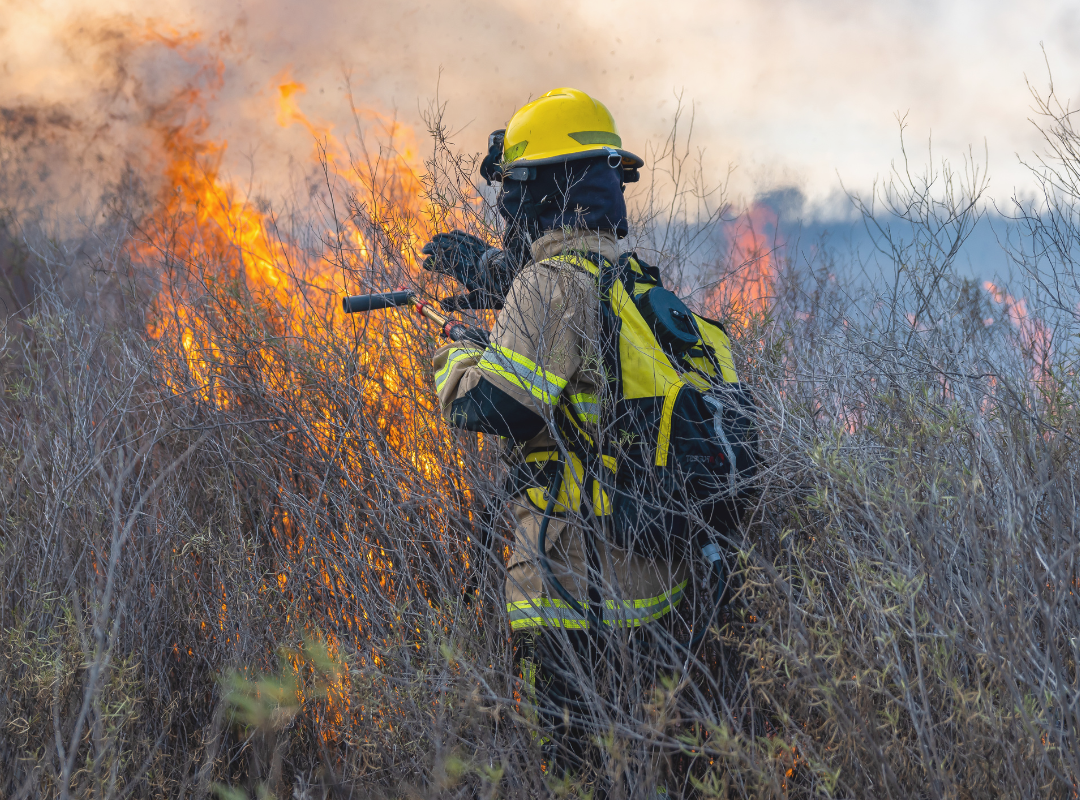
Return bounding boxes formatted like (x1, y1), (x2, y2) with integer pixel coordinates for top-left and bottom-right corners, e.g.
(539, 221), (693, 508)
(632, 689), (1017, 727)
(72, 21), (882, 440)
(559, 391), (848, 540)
(1, 89), (1079, 799)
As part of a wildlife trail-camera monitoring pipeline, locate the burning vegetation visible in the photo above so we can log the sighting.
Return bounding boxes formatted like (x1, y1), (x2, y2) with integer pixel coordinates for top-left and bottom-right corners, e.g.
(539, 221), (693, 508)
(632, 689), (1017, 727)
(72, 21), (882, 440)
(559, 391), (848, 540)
(3, 22), (1080, 800)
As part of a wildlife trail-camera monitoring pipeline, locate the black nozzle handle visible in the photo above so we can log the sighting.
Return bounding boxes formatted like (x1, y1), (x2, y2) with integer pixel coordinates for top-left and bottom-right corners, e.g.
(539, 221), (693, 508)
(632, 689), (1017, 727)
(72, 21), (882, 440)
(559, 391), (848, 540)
(342, 290), (415, 313)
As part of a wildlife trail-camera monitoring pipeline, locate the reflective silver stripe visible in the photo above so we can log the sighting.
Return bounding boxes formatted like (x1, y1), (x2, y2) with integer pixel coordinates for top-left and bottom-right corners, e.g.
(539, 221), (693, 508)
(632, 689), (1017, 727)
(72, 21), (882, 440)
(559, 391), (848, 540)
(434, 346), (481, 393)
(568, 392), (600, 424)
(507, 580), (687, 630)
(478, 344), (568, 405)
(703, 394), (738, 494)
(701, 542), (723, 563)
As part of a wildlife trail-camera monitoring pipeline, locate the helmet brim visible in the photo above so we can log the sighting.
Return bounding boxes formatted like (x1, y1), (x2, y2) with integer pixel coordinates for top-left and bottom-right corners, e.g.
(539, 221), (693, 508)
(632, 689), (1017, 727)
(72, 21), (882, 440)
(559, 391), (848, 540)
(506, 147), (645, 172)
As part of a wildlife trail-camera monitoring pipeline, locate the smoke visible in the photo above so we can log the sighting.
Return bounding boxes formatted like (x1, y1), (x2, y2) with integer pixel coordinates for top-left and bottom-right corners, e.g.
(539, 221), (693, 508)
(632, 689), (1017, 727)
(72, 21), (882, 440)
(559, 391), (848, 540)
(2, 0), (1080, 220)
(0, 0), (609, 202)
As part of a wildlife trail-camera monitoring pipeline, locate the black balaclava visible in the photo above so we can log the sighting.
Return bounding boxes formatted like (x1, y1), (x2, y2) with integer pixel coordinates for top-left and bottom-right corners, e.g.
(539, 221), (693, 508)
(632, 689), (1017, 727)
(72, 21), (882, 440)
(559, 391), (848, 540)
(497, 156), (628, 267)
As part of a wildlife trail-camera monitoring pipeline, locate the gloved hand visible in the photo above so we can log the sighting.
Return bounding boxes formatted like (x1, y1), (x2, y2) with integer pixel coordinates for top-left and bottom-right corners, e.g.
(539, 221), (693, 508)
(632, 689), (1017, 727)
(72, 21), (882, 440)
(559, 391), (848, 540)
(421, 231), (491, 290)
(421, 231), (518, 310)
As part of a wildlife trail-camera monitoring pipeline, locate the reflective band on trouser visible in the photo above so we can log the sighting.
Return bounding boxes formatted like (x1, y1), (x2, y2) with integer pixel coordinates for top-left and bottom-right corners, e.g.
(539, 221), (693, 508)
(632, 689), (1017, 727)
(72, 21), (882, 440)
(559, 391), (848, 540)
(434, 345), (482, 393)
(567, 392), (600, 424)
(507, 580), (687, 630)
(478, 344), (568, 405)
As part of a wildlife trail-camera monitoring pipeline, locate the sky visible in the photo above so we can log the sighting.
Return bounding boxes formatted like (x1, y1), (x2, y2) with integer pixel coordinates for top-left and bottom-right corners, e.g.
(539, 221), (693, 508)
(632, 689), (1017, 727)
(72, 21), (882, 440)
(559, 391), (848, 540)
(2, 0), (1079, 226)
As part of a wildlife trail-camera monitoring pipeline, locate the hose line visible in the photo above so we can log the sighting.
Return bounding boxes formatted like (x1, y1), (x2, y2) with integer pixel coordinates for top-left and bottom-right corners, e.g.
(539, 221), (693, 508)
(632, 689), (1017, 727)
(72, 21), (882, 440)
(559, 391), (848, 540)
(689, 544), (728, 648)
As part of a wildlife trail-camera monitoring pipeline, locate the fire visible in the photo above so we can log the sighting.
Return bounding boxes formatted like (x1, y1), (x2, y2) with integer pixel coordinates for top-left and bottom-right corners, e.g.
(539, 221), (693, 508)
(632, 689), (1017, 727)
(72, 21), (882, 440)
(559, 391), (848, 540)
(704, 200), (779, 324)
(124, 28), (478, 742)
(276, 77), (332, 143)
(983, 281), (1053, 381)
(138, 52), (438, 419)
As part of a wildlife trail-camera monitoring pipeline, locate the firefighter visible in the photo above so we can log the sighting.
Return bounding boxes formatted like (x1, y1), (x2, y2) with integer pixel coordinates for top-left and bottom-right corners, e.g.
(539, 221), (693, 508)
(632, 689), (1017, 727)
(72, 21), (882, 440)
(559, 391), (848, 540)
(424, 88), (753, 796)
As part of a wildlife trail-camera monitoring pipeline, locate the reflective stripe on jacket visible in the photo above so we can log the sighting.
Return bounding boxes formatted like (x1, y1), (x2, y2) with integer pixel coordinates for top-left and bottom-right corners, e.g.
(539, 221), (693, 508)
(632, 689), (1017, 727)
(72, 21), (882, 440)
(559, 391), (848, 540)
(432, 229), (604, 446)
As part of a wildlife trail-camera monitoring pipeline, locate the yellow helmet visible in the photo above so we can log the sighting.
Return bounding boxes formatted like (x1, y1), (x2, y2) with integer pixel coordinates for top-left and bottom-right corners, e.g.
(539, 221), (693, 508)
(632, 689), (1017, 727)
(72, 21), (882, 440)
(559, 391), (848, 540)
(502, 87), (644, 173)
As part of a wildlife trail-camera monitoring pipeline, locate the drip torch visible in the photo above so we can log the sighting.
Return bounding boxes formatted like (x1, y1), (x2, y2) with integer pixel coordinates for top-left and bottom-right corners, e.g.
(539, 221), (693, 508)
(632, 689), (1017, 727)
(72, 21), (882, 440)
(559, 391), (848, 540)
(342, 290), (491, 346)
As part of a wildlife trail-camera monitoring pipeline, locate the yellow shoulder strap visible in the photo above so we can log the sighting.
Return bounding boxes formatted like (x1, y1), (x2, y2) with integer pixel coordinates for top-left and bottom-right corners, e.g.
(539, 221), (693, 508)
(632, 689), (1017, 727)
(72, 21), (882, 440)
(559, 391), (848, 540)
(655, 380), (684, 467)
(545, 252), (601, 277)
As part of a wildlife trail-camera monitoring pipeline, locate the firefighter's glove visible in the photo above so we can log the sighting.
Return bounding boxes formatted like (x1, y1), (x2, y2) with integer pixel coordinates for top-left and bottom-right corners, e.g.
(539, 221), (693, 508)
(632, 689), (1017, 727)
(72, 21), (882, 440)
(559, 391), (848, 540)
(421, 231), (490, 290)
(422, 231), (517, 310)
(440, 249), (518, 311)
(440, 291), (498, 312)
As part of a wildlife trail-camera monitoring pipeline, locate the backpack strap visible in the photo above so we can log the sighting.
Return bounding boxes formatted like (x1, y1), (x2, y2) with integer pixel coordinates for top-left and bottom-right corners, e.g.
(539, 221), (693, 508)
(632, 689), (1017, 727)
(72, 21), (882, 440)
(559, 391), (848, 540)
(545, 249), (649, 299)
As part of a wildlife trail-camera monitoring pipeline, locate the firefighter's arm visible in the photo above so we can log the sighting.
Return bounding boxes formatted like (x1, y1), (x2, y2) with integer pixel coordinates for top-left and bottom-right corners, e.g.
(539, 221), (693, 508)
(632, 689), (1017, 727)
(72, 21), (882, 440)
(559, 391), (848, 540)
(431, 263), (581, 442)
(433, 341), (545, 441)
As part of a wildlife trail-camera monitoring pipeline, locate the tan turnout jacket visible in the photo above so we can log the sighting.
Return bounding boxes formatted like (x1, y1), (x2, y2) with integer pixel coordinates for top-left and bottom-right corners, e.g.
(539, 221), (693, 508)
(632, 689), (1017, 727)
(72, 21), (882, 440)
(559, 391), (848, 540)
(432, 228), (689, 631)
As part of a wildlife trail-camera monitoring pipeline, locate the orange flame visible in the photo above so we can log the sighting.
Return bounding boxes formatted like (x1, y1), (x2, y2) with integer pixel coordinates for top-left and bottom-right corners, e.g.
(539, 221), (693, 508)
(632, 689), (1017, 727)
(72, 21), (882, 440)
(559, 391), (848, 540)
(983, 281), (1053, 382)
(123, 29), (475, 740)
(704, 200), (779, 324)
(277, 78), (327, 138)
